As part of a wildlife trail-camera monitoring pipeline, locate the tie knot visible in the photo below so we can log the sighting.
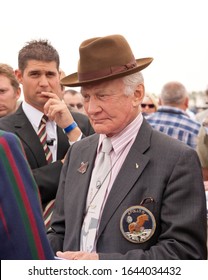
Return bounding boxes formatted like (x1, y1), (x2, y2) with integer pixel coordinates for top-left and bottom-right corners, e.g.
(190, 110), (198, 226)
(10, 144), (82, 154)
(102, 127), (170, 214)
(101, 137), (112, 154)
(41, 115), (48, 125)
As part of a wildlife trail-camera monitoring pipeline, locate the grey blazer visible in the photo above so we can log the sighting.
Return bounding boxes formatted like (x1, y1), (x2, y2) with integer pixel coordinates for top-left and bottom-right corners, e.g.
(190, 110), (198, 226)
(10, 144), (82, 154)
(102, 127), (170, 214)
(48, 119), (207, 259)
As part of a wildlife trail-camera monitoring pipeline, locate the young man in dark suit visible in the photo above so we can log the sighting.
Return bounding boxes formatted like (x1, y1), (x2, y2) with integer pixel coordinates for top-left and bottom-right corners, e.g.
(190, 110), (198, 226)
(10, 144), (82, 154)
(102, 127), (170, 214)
(0, 40), (94, 228)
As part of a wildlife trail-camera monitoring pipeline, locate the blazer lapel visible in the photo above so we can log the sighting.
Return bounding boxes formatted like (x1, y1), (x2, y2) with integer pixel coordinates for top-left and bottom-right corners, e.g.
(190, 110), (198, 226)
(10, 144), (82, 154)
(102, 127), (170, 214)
(13, 106), (47, 165)
(76, 134), (100, 205)
(65, 135), (99, 249)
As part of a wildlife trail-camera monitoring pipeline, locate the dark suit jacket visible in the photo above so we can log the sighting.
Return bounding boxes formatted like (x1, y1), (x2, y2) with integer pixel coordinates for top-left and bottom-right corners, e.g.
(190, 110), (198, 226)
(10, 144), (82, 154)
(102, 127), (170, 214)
(0, 130), (54, 259)
(48, 119), (207, 259)
(0, 104), (94, 208)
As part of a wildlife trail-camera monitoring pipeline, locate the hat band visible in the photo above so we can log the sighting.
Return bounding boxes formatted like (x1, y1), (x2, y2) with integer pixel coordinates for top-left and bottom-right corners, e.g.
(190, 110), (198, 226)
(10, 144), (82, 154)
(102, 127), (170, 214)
(78, 59), (137, 82)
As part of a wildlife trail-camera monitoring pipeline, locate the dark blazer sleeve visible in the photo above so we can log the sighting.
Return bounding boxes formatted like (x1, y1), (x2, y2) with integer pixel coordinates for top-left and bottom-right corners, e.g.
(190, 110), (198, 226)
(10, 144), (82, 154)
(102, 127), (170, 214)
(0, 106), (70, 208)
(71, 111), (94, 136)
(32, 160), (63, 206)
(0, 130), (54, 259)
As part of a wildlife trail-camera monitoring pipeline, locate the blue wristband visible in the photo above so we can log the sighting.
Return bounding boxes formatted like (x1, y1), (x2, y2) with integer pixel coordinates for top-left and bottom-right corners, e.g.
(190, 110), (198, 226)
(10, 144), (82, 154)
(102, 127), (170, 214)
(64, 122), (78, 133)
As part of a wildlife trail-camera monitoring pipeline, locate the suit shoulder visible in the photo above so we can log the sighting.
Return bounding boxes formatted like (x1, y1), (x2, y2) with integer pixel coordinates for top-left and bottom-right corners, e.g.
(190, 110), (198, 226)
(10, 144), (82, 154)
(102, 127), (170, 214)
(71, 111), (88, 122)
(73, 133), (98, 148)
(0, 112), (17, 126)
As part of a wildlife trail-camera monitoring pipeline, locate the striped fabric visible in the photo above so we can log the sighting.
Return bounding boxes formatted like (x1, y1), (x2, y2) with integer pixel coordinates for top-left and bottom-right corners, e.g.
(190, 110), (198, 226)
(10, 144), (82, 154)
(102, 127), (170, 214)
(146, 106), (201, 148)
(37, 115), (54, 230)
(43, 199), (55, 230)
(0, 130), (54, 260)
(37, 115), (53, 163)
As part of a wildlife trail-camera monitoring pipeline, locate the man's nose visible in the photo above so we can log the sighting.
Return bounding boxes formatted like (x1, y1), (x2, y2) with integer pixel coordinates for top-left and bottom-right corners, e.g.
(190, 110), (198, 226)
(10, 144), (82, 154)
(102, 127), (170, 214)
(39, 75), (49, 86)
(87, 98), (101, 114)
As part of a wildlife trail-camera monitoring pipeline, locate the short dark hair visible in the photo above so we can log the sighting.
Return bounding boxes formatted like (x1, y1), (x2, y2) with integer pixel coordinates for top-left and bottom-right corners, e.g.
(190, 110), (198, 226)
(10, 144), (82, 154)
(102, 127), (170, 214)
(18, 39), (60, 72)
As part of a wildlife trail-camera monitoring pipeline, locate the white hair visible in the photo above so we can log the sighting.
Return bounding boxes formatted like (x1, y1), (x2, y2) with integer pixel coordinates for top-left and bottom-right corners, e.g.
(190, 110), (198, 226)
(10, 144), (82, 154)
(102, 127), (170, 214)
(81, 71), (144, 95)
(122, 72), (144, 96)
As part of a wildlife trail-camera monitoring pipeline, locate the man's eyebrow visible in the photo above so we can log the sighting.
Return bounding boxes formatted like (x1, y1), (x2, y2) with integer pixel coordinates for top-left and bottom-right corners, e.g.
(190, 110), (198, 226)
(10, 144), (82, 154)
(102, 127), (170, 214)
(46, 71), (57, 75)
(28, 70), (57, 75)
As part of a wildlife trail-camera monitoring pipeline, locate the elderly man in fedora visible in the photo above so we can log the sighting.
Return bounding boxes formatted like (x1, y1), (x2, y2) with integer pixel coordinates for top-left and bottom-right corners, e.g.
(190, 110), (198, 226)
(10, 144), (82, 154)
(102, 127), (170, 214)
(47, 34), (207, 260)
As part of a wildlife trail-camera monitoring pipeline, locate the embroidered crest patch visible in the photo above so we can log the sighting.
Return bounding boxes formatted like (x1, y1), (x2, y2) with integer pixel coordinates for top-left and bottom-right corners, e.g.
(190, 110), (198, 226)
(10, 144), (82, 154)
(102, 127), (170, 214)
(120, 205), (156, 243)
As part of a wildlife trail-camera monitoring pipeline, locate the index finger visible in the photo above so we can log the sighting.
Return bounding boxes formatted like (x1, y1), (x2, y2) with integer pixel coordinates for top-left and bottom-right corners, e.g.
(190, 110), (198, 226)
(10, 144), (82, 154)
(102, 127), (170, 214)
(41, 91), (60, 100)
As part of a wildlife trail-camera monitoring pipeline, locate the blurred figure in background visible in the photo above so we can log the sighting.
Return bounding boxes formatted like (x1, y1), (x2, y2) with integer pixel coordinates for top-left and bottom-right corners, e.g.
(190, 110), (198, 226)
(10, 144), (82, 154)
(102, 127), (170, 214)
(58, 74), (94, 136)
(0, 130), (54, 259)
(141, 93), (158, 116)
(196, 117), (208, 182)
(0, 63), (21, 117)
(63, 89), (86, 115)
(196, 86), (208, 123)
(146, 81), (201, 149)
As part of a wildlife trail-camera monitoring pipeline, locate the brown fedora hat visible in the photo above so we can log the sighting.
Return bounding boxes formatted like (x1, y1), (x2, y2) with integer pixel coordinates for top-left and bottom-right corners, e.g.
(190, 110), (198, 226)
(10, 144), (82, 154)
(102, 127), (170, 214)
(61, 34), (153, 87)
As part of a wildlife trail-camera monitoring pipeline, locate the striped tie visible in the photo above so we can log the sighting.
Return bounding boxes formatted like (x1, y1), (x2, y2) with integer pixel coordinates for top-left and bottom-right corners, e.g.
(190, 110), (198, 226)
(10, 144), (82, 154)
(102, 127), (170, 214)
(43, 199), (55, 230)
(38, 115), (54, 230)
(37, 115), (53, 164)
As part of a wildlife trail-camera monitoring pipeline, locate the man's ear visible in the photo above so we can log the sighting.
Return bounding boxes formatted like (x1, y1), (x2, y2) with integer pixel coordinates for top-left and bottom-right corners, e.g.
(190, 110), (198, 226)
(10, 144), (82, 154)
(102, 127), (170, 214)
(15, 69), (23, 84)
(132, 83), (145, 107)
(184, 97), (189, 109)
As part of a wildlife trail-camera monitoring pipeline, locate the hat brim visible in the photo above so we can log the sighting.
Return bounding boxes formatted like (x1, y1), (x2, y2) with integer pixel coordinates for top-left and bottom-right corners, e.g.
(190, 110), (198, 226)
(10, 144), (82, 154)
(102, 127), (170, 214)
(61, 57), (153, 87)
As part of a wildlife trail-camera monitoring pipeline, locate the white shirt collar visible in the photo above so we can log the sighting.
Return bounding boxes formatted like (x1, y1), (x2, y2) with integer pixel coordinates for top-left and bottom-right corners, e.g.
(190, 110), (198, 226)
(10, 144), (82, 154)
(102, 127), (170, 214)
(22, 101), (44, 132)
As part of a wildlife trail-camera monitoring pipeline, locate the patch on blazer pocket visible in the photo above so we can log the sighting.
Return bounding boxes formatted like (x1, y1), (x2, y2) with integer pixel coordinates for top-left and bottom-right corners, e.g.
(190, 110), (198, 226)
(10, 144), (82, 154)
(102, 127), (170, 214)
(120, 205), (156, 243)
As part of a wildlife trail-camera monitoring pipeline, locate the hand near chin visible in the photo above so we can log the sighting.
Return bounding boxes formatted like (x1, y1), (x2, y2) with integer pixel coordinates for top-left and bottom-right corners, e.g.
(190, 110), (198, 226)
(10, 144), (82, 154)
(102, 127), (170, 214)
(56, 251), (99, 260)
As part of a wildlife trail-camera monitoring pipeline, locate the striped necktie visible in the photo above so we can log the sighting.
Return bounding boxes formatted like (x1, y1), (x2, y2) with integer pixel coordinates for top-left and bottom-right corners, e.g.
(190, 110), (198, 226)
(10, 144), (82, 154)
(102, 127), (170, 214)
(37, 115), (54, 230)
(37, 115), (53, 164)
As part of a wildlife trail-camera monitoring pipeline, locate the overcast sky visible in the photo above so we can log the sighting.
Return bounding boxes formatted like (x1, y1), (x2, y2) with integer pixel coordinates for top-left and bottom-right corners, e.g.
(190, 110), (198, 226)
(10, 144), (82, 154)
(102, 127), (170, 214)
(1, 0), (207, 94)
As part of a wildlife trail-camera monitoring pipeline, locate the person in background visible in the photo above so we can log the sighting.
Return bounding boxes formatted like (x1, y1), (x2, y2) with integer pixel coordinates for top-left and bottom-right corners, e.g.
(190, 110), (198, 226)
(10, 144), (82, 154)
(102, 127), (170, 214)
(59, 73), (94, 136)
(196, 117), (208, 182)
(195, 87), (208, 256)
(59, 73), (94, 135)
(0, 39), (91, 230)
(0, 63), (21, 118)
(146, 81), (201, 149)
(186, 107), (197, 120)
(196, 86), (208, 123)
(141, 92), (158, 116)
(63, 89), (86, 115)
(0, 130), (54, 259)
(47, 34), (207, 260)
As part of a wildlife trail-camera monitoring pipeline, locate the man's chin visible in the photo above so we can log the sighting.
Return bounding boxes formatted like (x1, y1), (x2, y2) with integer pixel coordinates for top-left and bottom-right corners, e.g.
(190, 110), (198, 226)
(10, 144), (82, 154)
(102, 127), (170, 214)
(93, 127), (115, 137)
(92, 124), (108, 135)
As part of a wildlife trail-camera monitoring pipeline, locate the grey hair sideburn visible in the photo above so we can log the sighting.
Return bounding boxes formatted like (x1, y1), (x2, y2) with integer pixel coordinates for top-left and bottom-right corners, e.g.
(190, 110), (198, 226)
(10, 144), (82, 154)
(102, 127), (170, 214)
(122, 72), (144, 96)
